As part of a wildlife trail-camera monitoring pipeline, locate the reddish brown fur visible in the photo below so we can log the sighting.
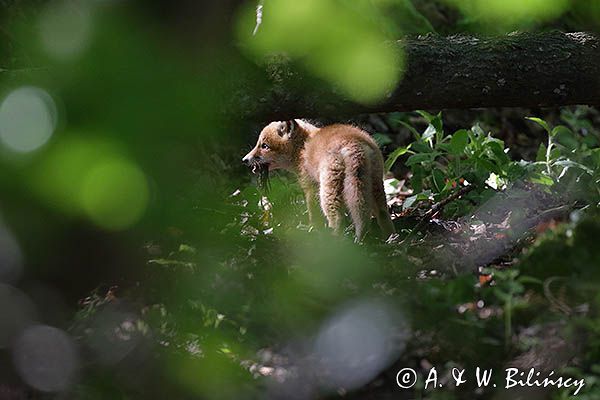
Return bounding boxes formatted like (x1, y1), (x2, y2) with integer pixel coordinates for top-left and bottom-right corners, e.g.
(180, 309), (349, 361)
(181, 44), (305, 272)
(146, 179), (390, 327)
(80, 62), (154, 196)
(243, 120), (395, 241)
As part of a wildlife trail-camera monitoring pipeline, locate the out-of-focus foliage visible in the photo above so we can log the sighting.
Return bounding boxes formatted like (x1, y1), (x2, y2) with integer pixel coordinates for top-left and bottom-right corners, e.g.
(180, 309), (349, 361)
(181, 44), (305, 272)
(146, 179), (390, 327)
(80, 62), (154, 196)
(31, 136), (149, 230)
(236, 0), (408, 104)
(412, 0), (600, 34)
(0, 1), (599, 399)
(442, 0), (570, 32)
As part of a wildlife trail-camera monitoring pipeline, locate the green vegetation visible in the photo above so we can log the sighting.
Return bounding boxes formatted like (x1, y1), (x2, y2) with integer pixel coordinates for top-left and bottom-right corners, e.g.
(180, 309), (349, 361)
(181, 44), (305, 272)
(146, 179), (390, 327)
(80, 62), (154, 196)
(0, 1), (599, 399)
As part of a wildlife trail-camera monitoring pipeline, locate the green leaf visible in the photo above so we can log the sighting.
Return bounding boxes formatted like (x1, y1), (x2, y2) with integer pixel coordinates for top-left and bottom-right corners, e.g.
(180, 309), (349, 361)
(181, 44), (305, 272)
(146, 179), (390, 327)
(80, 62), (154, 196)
(471, 124), (485, 137)
(526, 117), (551, 134)
(383, 0), (436, 35)
(485, 141), (510, 164)
(412, 141), (434, 153)
(449, 129), (469, 154)
(402, 195), (418, 210)
(398, 120), (421, 140)
(552, 125), (579, 150)
(402, 191), (432, 210)
(384, 145), (410, 171)
(406, 153), (434, 166)
(442, 179), (456, 192)
(468, 125), (485, 150)
(583, 134), (600, 148)
(553, 159), (594, 175)
(373, 133), (393, 147)
(475, 158), (499, 174)
(506, 162), (528, 180)
(411, 165), (425, 192)
(432, 168), (446, 192)
(530, 173), (555, 186)
(416, 110), (437, 123)
(536, 143), (547, 162)
(417, 110), (443, 135)
(590, 148), (600, 169)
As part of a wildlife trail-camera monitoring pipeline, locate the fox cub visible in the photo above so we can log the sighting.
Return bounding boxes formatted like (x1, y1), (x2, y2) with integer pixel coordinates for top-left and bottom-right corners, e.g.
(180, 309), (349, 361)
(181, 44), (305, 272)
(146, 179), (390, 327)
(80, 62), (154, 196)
(243, 120), (395, 241)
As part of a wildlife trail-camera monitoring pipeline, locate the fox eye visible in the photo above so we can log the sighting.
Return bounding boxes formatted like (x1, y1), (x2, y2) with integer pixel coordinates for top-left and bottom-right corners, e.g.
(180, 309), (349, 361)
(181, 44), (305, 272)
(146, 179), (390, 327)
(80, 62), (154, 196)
(261, 143), (270, 150)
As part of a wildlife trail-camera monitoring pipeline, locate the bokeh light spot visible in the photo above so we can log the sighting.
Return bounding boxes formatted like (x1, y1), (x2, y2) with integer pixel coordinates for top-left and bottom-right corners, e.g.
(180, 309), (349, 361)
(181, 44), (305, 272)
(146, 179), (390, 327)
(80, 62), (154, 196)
(80, 159), (149, 230)
(310, 40), (400, 104)
(33, 137), (121, 213)
(0, 284), (37, 349)
(0, 87), (57, 153)
(12, 325), (79, 392)
(237, 0), (403, 104)
(445, 0), (569, 30)
(39, 0), (93, 61)
(32, 137), (149, 229)
(313, 299), (409, 391)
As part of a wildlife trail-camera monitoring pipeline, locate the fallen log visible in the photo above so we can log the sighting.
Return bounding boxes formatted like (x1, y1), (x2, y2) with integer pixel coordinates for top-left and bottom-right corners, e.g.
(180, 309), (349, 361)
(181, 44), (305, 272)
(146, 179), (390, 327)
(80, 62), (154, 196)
(232, 31), (600, 121)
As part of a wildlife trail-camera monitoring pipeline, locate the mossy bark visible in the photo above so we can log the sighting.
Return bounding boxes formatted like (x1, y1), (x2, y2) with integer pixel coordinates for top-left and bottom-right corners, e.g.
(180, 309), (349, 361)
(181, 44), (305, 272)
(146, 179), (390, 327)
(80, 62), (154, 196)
(233, 32), (600, 121)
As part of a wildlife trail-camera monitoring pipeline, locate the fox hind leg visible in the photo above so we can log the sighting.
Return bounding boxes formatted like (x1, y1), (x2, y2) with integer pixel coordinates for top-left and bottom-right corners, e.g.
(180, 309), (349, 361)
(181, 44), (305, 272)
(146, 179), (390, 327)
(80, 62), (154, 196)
(319, 159), (345, 235)
(343, 156), (373, 242)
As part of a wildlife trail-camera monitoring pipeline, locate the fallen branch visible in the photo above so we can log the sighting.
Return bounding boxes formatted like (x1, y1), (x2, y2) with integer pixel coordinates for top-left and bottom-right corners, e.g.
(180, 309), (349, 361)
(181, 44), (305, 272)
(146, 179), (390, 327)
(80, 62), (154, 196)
(423, 185), (476, 221)
(395, 185), (475, 244)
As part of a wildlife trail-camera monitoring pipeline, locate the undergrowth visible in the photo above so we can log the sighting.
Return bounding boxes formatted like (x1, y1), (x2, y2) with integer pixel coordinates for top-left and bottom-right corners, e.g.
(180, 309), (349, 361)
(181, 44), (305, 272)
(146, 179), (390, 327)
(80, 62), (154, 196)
(73, 110), (600, 399)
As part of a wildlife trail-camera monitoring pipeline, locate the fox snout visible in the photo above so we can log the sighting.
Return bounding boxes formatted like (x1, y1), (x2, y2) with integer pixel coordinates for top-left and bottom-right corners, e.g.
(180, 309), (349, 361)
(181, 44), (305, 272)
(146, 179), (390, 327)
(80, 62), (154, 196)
(242, 152), (256, 165)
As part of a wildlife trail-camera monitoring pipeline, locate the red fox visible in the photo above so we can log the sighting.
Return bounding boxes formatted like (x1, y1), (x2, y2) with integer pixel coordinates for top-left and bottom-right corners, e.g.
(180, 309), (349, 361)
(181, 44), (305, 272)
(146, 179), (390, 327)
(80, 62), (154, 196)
(242, 120), (395, 241)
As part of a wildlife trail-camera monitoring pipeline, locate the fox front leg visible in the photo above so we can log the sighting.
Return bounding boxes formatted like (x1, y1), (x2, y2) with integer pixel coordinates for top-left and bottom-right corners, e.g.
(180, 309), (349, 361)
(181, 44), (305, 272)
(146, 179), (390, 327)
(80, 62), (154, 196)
(299, 177), (320, 228)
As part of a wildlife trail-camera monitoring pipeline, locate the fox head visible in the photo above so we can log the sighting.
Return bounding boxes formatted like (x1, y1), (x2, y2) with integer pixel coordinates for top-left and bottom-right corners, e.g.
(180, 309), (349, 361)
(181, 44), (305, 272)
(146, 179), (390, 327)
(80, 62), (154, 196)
(242, 120), (304, 172)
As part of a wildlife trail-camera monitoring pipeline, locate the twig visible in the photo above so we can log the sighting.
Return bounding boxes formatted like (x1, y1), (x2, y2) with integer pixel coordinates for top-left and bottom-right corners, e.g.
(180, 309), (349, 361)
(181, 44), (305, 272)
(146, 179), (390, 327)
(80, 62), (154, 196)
(401, 185), (475, 243)
(253, 0), (265, 36)
(423, 185), (475, 221)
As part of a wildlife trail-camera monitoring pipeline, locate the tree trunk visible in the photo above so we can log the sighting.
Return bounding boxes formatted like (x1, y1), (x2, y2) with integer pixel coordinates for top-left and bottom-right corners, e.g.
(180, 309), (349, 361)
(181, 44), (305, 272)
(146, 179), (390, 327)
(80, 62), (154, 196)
(232, 31), (600, 121)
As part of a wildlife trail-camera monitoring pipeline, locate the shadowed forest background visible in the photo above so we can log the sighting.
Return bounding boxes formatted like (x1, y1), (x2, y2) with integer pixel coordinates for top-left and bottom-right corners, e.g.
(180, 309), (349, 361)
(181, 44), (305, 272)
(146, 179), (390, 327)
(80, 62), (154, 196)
(1, 0), (600, 399)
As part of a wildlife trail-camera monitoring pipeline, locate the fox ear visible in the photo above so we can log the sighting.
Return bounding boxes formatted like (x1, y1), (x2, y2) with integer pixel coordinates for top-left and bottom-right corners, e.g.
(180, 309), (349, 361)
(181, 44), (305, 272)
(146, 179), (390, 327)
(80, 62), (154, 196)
(279, 120), (296, 137)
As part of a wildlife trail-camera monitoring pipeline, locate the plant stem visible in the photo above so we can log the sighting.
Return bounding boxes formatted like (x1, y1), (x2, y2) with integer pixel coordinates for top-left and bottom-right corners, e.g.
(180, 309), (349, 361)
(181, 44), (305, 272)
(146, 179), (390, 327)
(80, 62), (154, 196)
(546, 135), (553, 174)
